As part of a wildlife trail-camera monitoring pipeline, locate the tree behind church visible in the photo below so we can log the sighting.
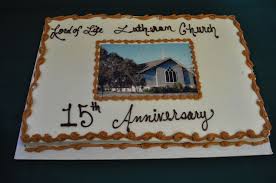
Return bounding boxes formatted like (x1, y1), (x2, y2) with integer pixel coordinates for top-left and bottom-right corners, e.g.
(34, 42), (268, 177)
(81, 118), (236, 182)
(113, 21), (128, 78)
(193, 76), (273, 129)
(99, 47), (145, 92)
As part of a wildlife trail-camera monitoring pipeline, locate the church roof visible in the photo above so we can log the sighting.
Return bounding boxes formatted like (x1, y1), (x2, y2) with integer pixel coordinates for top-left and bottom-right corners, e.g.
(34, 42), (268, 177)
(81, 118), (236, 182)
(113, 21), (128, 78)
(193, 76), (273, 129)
(139, 57), (187, 73)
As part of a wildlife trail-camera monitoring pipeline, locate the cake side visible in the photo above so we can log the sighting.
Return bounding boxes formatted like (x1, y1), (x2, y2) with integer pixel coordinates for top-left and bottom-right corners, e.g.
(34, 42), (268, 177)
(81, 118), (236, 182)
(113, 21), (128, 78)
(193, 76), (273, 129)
(25, 139), (269, 152)
(20, 14), (271, 152)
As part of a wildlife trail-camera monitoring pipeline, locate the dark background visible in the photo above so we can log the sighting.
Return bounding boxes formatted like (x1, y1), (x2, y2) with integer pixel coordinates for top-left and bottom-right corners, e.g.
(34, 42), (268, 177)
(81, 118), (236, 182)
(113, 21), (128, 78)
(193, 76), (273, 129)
(1, 0), (276, 182)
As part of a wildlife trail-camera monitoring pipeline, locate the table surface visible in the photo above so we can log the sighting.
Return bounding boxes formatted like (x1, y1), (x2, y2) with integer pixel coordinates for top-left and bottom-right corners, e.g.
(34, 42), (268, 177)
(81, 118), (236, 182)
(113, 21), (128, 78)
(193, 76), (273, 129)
(1, 0), (275, 182)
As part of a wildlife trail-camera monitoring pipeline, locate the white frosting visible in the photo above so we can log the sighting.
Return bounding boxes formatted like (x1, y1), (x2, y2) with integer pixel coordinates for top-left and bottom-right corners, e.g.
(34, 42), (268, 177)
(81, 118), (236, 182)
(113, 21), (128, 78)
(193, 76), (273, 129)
(26, 16), (265, 139)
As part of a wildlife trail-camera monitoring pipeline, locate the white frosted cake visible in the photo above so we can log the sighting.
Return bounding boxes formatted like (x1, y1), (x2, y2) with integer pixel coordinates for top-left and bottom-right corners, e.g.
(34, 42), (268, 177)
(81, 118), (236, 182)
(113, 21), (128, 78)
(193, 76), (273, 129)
(21, 14), (271, 152)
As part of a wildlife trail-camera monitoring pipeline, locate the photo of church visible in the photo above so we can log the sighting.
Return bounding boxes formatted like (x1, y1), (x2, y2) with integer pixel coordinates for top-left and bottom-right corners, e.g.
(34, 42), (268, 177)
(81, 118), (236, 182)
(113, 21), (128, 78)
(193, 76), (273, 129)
(139, 57), (196, 89)
(95, 41), (199, 98)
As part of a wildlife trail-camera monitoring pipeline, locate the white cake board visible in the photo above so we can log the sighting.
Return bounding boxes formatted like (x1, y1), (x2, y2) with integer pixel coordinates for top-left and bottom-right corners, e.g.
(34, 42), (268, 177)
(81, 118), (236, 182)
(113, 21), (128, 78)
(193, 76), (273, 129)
(14, 130), (273, 160)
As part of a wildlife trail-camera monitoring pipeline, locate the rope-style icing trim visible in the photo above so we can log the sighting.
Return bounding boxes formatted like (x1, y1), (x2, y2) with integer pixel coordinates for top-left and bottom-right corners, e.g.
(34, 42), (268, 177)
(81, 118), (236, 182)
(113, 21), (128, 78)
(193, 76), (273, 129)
(25, 138), (269, 152)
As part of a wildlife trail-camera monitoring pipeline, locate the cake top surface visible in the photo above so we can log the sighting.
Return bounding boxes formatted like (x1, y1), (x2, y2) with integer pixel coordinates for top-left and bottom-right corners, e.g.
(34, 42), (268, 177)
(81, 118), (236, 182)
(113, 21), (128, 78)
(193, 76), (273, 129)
(21, 14), (271, 145)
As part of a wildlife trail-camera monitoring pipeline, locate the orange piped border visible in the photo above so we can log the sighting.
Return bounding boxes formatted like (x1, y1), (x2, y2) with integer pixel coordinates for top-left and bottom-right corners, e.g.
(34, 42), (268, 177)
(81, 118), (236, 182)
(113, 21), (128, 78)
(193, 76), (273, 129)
(20, 14), (271, 152)
(93, 39), (202, 101)
(25, 138), (269, 152)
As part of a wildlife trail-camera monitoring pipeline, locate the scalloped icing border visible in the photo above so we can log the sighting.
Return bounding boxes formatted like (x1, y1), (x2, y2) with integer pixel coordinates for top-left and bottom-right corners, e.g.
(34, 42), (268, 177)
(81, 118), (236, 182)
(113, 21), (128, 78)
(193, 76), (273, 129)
(93, 39), (202, 101)
(20, 14), (271, 151)
(25, 138), (269, 152)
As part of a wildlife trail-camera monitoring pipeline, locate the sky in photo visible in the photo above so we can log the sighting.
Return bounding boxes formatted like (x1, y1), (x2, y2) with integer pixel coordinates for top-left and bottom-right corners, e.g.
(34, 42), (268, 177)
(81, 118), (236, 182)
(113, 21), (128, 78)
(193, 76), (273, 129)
(101, 43), (193, 69)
